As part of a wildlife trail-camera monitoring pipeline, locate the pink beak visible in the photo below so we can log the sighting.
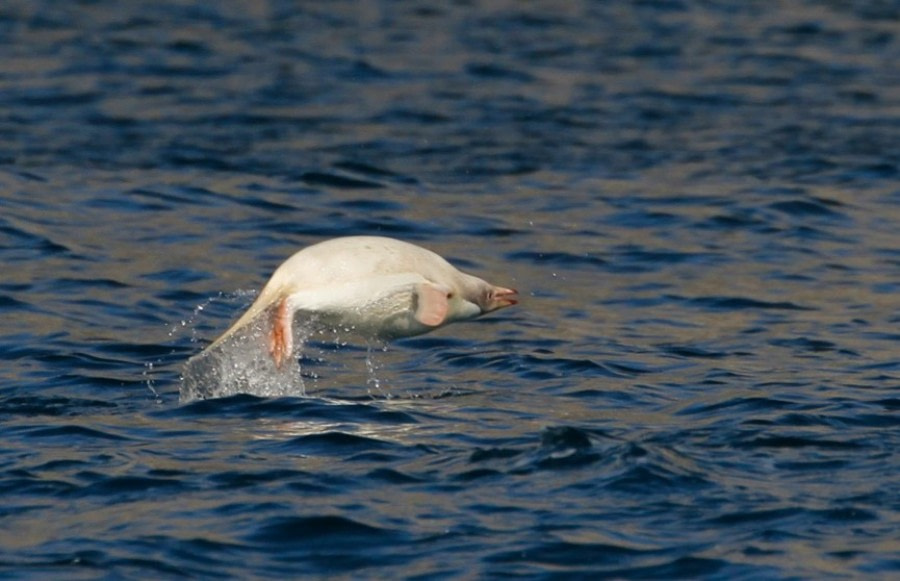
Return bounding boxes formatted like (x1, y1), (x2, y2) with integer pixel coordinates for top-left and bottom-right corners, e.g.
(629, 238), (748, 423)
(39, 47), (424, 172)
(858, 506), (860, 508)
(487, 286), (518, 312)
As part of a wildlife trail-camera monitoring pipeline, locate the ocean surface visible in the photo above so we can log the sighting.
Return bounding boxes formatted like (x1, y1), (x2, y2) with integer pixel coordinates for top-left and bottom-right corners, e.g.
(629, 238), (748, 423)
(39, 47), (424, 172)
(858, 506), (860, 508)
(2, 0), (899, 578)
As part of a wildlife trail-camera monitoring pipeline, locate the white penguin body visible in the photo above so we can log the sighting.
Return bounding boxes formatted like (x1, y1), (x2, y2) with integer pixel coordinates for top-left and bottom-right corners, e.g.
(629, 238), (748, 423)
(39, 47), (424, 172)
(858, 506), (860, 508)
(202, 236), (517, 367)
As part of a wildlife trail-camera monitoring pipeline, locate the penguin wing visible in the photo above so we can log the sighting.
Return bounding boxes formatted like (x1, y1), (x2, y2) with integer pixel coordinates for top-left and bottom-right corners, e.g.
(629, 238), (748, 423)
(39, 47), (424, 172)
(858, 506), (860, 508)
(285, 273), (451, 328)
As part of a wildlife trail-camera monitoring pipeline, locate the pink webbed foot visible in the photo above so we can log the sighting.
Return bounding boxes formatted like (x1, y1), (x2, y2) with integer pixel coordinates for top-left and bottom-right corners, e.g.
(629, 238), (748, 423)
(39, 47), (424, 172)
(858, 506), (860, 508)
(268, 296), (293, 368)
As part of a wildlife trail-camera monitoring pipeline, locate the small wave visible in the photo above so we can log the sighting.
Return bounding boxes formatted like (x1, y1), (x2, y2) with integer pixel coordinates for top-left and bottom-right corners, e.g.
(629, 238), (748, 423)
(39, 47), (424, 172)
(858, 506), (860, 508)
(466, 63), (535, 82)
(768, 199), (846, 218)
(487, 540), (656, 567)
(273, 431), (397, 455)
(0, 395), (117, 418)
(332, 160), (418, 183)
(680, 295), (813, 311)
(247, 515), (407, 548)
(14, 424), (131, 442)
(72, 475), (186, 498)
(735, 435), (867, 451)
(769, 337), (839, 353)
(464, 426), (612, 476)
(209, 469), (308, 491)
(297, 171), (384, 190)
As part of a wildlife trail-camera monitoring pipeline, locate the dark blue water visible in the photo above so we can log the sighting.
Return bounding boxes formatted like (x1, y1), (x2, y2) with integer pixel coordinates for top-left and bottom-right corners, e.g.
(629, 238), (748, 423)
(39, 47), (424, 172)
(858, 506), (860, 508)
(2, 1), (899, 578)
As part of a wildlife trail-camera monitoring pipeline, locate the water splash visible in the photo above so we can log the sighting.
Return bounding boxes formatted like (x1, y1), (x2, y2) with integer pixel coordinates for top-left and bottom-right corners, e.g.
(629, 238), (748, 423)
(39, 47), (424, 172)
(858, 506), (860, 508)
(169, 290), (258, 345)
(175, 293), (404, 401)
(141, 293), (259, 403)
(142, 361), (162, 403)
(365, 342), (391, 399)
(180, 315), (309, 402)
(173, 291), (302, 401)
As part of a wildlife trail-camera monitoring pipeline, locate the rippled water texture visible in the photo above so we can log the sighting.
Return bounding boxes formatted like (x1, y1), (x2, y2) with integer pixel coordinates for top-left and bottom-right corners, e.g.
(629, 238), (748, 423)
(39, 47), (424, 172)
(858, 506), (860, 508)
(2, 1), (899, 578)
